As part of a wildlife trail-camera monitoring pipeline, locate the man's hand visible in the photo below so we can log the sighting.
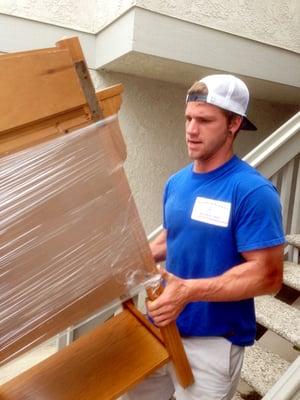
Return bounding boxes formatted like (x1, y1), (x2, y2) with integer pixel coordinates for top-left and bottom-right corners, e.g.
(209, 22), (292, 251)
(147, 267), (191, 327)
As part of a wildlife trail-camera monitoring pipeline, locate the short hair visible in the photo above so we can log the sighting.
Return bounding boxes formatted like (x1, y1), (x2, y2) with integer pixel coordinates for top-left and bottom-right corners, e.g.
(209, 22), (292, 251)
(187, 81), (208, 96)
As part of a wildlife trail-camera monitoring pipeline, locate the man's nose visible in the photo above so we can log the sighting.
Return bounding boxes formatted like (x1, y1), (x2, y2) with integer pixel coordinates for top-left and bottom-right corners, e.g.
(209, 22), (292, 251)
(186, 119), (199, 136)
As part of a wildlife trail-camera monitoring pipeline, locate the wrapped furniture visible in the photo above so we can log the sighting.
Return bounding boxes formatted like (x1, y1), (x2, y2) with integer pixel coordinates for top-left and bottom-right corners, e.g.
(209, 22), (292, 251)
(0, 37), (193, 399)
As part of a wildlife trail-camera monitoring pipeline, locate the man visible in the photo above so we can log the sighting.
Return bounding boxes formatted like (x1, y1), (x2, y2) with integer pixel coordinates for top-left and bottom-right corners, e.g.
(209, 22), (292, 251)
(127, 74), (285, 400)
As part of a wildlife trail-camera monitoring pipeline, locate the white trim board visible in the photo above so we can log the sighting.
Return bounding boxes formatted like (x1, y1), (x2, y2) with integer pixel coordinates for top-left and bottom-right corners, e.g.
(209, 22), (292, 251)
(0, 13), (96, 66)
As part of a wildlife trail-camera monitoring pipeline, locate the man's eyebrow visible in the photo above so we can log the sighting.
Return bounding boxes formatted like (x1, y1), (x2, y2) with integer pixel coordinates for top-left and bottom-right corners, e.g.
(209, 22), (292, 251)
(185, 114), (215, 119)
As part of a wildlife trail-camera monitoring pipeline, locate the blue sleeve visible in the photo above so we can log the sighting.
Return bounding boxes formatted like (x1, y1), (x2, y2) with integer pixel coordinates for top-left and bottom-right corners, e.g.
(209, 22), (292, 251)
(162, 180), (170, 229)
(234, 184), (285, 252)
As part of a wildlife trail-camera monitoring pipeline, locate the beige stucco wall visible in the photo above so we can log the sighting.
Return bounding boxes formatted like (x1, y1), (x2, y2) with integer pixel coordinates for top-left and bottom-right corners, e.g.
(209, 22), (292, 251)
(1, 0), (299, 52)
(134, 0), (300, 53)
(0, 0), (98, 31)
(91, 70), (298, 234)
(0, 0), (132, 32)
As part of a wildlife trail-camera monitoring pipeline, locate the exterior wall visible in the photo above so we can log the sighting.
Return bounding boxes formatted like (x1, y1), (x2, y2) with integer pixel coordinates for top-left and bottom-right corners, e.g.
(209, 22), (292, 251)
(91, 70), (298, 234)
(0, 0), (135, 32)
(135, 0), (300, 53)
(1, 1), (299, 52)
(95, 0), (135, 30)
(0, 0), (98, 32)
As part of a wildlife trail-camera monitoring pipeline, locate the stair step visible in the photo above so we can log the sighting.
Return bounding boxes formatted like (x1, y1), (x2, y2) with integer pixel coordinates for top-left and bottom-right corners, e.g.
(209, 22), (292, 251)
(255, 295), (300, 347)
(241, 342), (290, 396)
(233, 393), (243, 400)
(283, 261), (300, 291)
(286, 234), (300, 249)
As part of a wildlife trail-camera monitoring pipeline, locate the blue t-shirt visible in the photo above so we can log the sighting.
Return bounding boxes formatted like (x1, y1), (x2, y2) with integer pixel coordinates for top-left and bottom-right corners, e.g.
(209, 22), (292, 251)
(163, 155), (285, 346)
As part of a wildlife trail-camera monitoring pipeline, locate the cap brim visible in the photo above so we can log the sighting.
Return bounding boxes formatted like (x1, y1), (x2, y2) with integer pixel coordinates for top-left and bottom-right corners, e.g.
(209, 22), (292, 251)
(240, 117), (257, 131)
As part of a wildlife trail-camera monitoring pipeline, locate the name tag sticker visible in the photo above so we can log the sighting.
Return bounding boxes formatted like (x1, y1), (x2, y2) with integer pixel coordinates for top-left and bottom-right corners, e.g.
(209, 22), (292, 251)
(191, 197), (231, 227)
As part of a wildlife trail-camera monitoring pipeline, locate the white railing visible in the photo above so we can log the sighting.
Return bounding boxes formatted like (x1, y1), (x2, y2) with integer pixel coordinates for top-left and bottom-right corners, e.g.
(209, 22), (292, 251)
(270, 156), (300, 262)
(262, 356), (300, 400)
(243, 112), (300, 178)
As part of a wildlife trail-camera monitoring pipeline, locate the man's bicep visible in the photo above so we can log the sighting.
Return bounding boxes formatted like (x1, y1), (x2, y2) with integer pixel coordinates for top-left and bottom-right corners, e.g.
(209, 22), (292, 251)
(235, 185), (285, 253)
(242, 245), (284, 265)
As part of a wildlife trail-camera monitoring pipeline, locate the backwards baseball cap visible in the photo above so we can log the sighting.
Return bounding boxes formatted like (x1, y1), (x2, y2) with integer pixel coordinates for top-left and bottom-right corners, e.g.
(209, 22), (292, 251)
(186, 74), (257, 131)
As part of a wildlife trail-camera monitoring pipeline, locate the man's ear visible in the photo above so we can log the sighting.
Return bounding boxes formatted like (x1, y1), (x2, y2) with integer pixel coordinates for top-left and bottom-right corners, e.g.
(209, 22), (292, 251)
(229, 115), (243, 135)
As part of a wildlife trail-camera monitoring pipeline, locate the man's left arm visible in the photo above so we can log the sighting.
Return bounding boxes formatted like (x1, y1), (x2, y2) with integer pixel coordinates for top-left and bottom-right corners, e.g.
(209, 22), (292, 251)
(148, 244), (283, 327)
(189, 244), (284, 301)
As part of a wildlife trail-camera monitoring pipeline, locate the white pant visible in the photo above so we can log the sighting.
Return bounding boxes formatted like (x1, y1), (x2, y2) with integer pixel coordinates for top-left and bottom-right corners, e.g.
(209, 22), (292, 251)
(124, 337), (244, 400)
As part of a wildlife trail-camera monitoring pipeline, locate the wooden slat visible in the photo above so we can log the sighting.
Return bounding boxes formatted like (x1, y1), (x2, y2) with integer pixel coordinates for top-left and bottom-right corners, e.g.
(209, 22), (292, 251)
(98, 84), (123, 117)
(56, 37), (104, 121)
(147, 288), (194, 388)
(160, 323), (194, 388)
(124, 300), (164, 344)
(0, 48), (86, 133)
(56, 37), (85, 63)
(0, 84), (124, 156)
(0, 310), (170, 400)
(0, 106), (89, 155)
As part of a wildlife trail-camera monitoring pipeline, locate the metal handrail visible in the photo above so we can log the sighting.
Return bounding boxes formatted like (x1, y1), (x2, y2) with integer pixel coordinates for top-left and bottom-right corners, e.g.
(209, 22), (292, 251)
(243, 112), (300, 170)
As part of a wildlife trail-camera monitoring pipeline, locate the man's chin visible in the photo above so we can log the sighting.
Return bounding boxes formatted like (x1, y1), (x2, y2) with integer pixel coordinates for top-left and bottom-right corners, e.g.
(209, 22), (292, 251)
(188, 151), (202, 160)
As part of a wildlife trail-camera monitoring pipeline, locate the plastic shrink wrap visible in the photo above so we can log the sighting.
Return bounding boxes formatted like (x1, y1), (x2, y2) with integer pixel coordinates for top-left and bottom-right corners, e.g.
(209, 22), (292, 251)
(0, 116), (158, 366)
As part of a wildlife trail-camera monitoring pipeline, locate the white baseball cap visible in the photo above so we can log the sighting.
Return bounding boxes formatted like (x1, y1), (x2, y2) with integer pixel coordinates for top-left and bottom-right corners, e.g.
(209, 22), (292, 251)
(186, 74), (257, 131)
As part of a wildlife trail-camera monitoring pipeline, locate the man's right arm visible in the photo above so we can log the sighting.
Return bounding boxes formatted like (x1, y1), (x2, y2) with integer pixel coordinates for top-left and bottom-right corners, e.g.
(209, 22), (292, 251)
(149, 229), (167, 263)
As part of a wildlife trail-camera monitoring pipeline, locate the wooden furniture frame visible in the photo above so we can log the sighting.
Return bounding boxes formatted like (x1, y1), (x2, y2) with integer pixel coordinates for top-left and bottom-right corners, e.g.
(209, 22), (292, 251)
(0, 37), (193, 399)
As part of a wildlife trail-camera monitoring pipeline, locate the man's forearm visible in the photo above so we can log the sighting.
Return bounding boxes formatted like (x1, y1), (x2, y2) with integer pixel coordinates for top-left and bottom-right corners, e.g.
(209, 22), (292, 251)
(149, 229), (167, 263)
(186, 245), (283, 302)
(186, 260), (281, 303)
(149, 242), (166, 263)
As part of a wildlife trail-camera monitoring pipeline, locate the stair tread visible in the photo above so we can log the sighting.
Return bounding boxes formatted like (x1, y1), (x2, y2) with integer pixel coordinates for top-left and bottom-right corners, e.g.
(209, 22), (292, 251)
(241, 342), (290, 396)
(233, 393), (243, 400)
(286, 234), (300, 249)
(255, 295), (300, 347)
(283, 261), (300, 291)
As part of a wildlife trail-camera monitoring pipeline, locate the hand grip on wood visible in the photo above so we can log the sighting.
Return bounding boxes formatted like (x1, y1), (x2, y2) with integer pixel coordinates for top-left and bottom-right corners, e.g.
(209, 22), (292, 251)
(147, 286), (194, 388)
